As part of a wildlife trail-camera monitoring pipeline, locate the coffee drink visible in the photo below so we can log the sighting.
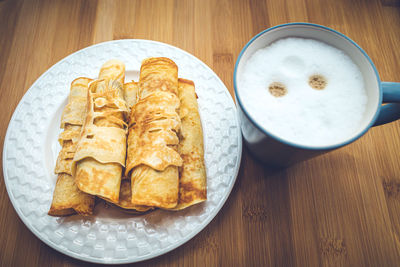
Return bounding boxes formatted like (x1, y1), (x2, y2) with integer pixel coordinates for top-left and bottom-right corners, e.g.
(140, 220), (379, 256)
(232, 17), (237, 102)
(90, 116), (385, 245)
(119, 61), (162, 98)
(238, 37), (367, 146)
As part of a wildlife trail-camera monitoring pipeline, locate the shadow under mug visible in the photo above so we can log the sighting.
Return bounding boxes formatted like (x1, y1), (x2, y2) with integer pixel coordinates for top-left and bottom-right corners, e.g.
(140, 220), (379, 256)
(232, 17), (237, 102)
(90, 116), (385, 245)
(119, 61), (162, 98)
(233, 23), (400, 167)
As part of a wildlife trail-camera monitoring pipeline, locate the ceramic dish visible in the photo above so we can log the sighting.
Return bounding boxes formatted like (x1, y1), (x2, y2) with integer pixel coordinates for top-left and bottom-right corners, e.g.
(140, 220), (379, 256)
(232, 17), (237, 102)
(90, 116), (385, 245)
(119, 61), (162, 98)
(3, 40), (242, 264)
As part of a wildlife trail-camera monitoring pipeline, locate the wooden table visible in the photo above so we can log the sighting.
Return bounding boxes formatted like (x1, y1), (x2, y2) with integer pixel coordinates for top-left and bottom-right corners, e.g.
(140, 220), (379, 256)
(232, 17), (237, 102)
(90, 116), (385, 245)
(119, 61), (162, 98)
(1, 0), (399, 266)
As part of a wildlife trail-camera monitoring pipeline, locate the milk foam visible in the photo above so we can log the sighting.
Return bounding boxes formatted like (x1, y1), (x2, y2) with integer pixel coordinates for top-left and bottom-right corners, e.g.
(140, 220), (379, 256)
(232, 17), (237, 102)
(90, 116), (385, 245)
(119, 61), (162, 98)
(239, 37), (367, 146)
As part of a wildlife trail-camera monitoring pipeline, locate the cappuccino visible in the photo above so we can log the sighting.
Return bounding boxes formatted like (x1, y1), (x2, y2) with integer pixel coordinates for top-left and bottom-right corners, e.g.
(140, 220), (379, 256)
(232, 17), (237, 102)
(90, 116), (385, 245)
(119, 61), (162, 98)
(238, 37), (367, 146)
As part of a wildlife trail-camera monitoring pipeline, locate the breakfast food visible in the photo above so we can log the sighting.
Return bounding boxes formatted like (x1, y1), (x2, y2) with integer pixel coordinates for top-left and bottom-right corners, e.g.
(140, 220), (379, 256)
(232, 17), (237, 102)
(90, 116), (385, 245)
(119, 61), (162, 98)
(125, 57), (182, 209)
(49, 57), (206, 216)
(114, 81), (152, 212)
(170, 79), (207, 210)
(72, 60), (128, 203)
(239, 37), (367, 146)
(48, 78), (95, 216)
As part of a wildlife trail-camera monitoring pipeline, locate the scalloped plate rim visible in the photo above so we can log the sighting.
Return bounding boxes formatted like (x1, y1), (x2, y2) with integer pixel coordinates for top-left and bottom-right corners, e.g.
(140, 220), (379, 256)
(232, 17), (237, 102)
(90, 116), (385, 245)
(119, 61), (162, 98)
(2, 39), (242, 264)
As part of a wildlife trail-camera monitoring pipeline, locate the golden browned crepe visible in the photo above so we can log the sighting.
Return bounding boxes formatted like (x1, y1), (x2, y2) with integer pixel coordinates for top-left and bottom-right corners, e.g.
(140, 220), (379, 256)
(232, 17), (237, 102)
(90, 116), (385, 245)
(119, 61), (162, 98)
(170, 79), (207, 210)
(72, 60), (128, 203)
(49, 77), (95, 216)
(125, 57), (182, 209)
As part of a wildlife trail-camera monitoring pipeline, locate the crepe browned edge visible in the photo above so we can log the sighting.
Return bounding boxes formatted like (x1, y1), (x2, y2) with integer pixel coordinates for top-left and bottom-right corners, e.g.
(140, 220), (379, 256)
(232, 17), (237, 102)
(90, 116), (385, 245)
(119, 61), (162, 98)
(126, 57), (181, 209)
(168, 79), (207, 210)
(49, 77), (95, 217)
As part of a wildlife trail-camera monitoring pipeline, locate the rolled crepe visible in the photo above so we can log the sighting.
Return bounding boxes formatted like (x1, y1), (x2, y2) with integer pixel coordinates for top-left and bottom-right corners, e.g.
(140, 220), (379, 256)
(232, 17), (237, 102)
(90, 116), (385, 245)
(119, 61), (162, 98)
(49, 77), (95, 216)
(170, 79), (207, 210)
(125, 57), (182, 209)
(72, 60), (128, 203)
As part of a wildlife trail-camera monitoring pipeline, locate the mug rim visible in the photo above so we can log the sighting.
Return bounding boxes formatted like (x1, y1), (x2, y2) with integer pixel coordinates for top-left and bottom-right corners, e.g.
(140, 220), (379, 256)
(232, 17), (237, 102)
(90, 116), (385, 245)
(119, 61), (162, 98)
(233, 22), (382, 151)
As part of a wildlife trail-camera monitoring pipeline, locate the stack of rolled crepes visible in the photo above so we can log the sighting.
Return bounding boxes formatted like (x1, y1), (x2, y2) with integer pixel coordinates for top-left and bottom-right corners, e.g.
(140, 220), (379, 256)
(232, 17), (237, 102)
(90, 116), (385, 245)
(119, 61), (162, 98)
(48, 77), (95, 216)
(48, 57), (206, 216)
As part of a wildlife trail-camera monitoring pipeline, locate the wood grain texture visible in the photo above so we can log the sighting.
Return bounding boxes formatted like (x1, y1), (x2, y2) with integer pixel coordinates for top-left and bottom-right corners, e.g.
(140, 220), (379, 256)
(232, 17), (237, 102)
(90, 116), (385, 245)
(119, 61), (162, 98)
(0, 0), (399, 266)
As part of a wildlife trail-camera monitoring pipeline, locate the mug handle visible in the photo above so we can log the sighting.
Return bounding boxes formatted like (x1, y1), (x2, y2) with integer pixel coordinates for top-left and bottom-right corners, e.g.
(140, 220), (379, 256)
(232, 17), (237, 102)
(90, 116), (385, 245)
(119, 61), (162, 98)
(373, 82), (400, 126)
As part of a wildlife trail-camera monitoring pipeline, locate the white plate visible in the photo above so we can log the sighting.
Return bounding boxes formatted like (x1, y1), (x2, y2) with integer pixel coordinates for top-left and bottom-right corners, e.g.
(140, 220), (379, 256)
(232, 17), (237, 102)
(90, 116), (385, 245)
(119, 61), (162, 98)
(2, 40), (242, 264)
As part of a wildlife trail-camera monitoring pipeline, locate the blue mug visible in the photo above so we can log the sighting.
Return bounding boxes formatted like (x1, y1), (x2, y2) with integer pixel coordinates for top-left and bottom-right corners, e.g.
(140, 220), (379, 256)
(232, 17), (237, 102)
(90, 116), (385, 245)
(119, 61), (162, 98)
(233, 23), (400, 167)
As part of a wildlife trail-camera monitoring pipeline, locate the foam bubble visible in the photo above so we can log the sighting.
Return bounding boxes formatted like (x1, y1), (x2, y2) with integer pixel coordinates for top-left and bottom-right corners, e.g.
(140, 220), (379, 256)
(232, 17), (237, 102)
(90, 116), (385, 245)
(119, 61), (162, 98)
(238, 37), (367, 147)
